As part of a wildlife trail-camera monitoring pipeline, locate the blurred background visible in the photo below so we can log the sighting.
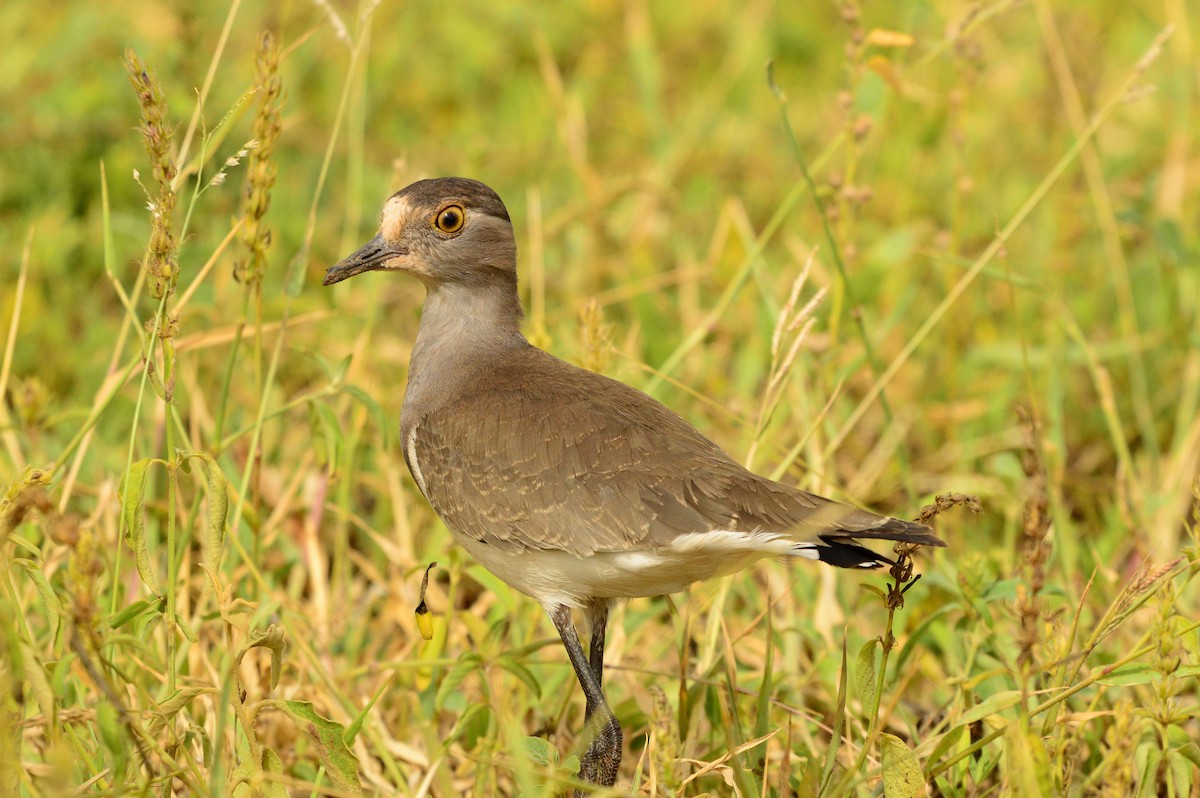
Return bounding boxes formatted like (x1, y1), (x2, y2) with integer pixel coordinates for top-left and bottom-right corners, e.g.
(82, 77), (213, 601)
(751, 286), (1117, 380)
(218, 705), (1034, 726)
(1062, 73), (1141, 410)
(1, 0), (1197, 795)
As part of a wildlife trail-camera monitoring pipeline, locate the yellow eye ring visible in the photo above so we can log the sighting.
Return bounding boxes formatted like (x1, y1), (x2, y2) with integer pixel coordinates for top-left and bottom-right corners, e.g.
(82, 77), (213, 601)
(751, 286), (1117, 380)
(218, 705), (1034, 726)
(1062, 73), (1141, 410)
(434, 204), (465, 234)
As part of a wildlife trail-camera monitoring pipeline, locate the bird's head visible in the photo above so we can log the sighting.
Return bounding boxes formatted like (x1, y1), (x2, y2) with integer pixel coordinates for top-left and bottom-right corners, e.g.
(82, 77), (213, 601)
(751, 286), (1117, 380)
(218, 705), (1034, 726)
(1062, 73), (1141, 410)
(323, 177), (517, 288)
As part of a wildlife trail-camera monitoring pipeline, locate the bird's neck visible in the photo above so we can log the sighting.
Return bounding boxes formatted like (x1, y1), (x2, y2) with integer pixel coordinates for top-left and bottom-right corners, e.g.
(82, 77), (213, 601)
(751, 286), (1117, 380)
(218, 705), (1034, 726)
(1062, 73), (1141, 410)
(403, 277), (527, 423)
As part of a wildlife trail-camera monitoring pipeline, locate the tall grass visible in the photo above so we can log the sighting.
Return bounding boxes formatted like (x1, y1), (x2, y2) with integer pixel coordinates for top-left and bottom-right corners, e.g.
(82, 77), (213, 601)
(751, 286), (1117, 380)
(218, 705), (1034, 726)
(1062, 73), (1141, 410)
(1, 0), (1197, 795)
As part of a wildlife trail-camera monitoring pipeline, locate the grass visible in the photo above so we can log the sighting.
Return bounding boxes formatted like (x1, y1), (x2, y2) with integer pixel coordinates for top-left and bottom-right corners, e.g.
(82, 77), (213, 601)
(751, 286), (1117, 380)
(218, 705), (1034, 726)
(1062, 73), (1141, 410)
(1, 0), (1198, 795)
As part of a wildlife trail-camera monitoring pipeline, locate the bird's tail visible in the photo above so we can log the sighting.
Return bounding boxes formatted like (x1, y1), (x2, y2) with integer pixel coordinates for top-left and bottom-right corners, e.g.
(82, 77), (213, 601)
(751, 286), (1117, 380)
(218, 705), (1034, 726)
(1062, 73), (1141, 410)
(804, 514), (946, 570)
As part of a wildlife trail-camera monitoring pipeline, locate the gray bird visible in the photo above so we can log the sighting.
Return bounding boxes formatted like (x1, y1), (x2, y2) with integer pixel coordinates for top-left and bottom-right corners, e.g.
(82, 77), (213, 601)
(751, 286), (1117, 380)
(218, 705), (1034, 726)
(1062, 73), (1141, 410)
(323, 177), (944, 794)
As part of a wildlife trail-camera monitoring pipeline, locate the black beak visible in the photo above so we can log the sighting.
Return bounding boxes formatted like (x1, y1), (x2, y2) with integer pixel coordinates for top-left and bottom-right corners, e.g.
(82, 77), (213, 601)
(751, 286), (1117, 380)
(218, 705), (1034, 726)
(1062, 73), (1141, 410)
(322, 234), (406, 286)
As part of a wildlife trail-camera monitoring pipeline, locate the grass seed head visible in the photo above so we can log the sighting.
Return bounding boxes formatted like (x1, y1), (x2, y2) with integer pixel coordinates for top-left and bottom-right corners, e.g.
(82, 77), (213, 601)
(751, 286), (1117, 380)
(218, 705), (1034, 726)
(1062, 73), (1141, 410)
(234, 32), (284, 287)
(124, 49), (178, 300)
(1015, 407), (1052, 670)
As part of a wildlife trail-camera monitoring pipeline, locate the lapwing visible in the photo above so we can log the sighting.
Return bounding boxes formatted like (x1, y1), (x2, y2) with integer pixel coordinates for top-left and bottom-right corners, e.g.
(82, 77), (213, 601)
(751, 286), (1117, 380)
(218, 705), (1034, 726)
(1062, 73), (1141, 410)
(323, 177), (944, 793)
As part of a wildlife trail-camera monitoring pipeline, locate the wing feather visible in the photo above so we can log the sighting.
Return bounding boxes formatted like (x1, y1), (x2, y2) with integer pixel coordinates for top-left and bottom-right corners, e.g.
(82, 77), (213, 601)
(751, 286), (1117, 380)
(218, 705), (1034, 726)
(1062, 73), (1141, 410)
(410, 347), (942, 556)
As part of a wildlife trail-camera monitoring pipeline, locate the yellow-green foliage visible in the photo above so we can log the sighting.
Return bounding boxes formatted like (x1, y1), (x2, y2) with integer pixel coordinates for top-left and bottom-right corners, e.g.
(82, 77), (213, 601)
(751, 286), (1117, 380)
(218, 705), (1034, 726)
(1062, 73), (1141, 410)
(1, 1), (1197, 796)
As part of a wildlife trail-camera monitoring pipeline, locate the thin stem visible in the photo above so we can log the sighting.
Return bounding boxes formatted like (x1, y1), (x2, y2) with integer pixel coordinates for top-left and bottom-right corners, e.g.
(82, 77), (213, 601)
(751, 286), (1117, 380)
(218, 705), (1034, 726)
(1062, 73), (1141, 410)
(163, 334), (178, 694)
(113, 289), (170, 615)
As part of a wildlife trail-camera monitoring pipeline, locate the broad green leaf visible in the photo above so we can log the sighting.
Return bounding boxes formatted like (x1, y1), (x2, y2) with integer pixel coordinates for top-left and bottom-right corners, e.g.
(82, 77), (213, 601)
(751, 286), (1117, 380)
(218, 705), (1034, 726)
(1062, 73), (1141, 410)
(277, 700), (362, 796)
(1004, 723), (1054, 796)
(117, 457), (164, 594)
(520, 736), (559, 766)
(1172, 737), (1200, 770)
(856, 638), (879, 714)
(1135, 741), (1159, 798)
(880, 733), (923, 798)
(1167, 750), (1193, 797)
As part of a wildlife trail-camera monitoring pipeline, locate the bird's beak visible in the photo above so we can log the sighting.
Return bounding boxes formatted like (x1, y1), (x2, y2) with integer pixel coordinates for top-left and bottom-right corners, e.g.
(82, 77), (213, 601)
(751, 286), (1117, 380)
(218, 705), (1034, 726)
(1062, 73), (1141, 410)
(322, 233), (408, 286)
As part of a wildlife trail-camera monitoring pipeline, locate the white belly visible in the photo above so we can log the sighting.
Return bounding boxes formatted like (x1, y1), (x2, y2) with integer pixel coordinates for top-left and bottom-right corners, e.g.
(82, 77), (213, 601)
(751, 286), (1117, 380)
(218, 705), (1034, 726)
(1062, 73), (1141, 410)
(454, 530), (816, 609)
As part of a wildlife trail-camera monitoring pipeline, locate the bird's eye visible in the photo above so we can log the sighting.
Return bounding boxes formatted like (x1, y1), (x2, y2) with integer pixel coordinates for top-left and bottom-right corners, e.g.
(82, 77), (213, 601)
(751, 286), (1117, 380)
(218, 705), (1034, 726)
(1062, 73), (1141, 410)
(434, 205), (465, 234)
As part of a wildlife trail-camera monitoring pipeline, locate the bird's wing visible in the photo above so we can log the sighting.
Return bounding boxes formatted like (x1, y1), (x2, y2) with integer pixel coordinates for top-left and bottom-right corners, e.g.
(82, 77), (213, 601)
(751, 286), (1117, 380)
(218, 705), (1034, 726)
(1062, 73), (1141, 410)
(410, 348), (940, 556)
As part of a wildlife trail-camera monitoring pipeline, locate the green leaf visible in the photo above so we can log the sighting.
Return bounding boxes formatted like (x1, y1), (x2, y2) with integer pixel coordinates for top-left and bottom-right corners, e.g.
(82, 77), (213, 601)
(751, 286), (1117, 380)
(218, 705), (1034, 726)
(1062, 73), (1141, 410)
(12, 558), (62, 651)
(230, 747), (289, 798)
(107, 597), (165, 629)
(117, 457), (164, 594)
(147, 687), (208, 737)
(520, 736), (559, 766)
(880, 733), (923, 798)
(495, 655), (542, 699)
(1173, 740), (1200, 771)
(1135, 741), (1160, 798)
(927, 725), (966, 770)
(260, 748), (288, 798)
(435, 652), (482, 712)
(277, 700), (362, 796)
(161, 338), (175, 401)
(246, 625), (285, 692)
(176, 451), (229, 570)
(959, 690), (1023, 727)
(1098, 662), (1200, 686)
(1004, 722), (1054, 796)
(855, 638), (879, 714)
(96, 701), (124, 756)
(819, 637), (849, 794)
(308, 399), (343, 470)
(20, 641), (56, 734)
(345, 672), (394, 745)
(1167, 749), (1194, 797)
(449, 703), (492, 751)
(343, 384), (390, 441)
(860, 583), (887, 601)
(1097, 662), (1157, 686)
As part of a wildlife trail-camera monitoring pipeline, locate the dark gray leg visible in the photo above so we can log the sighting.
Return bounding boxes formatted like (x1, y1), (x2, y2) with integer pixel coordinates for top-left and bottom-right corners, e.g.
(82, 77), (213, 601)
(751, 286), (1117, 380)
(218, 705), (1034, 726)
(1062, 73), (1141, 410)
(548, 605), (622, 794)
(585, 601), (609, 719)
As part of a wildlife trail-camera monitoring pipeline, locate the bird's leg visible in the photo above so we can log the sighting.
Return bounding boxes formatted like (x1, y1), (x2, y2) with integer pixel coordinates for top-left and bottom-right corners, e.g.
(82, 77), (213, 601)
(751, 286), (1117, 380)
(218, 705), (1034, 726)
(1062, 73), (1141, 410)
(548, 605), (622, 794)
(584, 601), (609, 721)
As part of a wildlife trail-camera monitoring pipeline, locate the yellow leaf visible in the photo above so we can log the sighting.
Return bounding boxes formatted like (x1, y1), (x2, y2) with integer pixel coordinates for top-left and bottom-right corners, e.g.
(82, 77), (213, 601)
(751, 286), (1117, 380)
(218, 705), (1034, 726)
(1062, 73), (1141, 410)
(866, 29), (915, 48)
(880, 733), (923, 798)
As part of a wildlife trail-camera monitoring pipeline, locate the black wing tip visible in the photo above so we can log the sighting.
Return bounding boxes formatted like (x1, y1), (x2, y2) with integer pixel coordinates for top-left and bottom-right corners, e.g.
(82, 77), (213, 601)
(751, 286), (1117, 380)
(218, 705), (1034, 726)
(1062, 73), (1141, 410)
(814, 541), (893, 568)
(813, 519), (945, 569)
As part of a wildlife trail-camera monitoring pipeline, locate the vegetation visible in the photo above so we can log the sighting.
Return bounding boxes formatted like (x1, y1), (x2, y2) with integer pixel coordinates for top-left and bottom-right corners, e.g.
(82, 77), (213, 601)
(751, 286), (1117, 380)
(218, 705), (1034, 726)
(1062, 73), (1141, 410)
(1, 0), (1197, 795)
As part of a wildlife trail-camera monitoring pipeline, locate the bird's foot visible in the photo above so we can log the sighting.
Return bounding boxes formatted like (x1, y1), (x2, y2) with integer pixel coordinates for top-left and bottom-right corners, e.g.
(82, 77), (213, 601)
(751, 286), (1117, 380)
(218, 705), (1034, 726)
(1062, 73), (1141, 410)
(574, 715), (621, 796)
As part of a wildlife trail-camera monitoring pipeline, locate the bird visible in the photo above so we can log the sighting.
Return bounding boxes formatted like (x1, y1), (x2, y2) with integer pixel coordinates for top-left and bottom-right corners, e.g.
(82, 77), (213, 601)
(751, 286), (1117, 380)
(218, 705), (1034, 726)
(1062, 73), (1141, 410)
(323, 177), (945, 794)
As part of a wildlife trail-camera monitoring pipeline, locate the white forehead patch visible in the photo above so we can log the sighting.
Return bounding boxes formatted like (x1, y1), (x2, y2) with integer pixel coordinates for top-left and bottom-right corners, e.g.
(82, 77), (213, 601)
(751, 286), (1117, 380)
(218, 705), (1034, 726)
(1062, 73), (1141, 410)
(381, 195), (412, 242)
